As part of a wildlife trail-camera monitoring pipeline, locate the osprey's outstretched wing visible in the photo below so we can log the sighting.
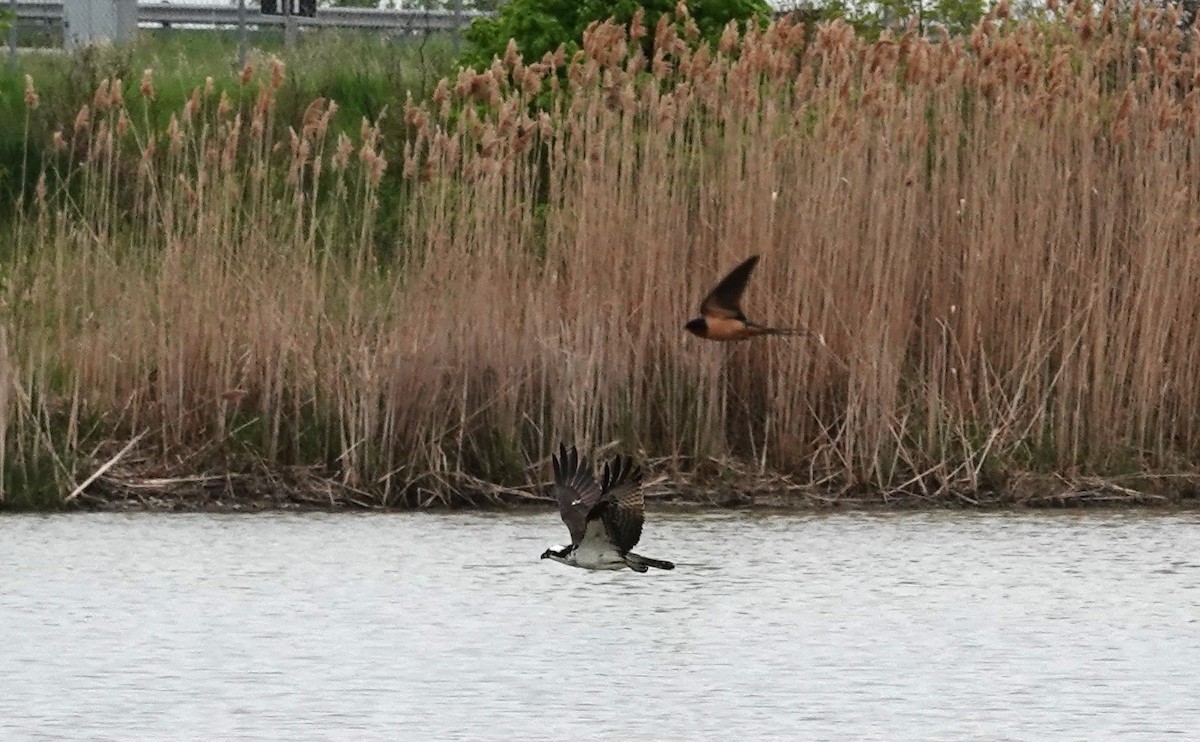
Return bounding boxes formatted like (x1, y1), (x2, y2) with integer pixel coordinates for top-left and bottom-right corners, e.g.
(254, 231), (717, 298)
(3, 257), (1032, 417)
(551, 443), (602, 546)
(593, 455), (645, 554)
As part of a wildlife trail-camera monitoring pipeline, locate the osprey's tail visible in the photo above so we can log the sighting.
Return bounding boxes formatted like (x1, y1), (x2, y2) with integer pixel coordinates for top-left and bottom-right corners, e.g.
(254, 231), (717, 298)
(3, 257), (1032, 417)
(626, 552), (676, 571)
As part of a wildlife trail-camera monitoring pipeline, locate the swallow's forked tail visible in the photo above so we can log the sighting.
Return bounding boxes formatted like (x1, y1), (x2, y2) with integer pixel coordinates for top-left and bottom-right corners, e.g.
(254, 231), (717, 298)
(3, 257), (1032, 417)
(745, 322), (810, 338)
(760, 326), (808, 336)
(626, 552), (676, 571)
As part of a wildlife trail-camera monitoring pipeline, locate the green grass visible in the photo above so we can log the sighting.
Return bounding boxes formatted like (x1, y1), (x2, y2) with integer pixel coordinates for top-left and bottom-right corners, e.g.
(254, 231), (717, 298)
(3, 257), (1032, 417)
(0, 26), (462, 221)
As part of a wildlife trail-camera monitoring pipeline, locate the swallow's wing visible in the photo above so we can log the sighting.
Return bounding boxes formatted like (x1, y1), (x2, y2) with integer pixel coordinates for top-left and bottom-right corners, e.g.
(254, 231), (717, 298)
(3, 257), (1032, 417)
(594, 455), (645, 554)
(551, 443), (602, 545)
(699, 254), (760, 320)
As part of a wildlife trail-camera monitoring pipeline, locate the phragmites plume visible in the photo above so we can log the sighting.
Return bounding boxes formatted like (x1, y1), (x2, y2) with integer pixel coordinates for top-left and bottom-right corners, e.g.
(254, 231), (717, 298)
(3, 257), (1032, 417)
(332, 132), (353, 171)
(93, 79), (112, 111)
(432, 78), (451, 117)
(140, 68), (155, 99)
(301, 97), (329, 140)
(221, 114), (241, 172)
(167, 112), (182, 154)
(218, 91), (232, 119)
(357, 140), (387, 187)
(583, 19), (627, 68)
(719, 21), (740, 55)
(630, 7), (647, 43)
(74, 104), (90, 133)
(503, 38), (521, 69)
(270, 56), (286, 89)
(23, 75), (38, 109)
(183, 87), (202, 122)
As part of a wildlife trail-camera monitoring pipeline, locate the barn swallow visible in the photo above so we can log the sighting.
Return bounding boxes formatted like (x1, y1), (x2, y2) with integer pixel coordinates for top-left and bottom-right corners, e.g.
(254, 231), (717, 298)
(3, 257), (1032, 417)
(684, 255), (804, 342)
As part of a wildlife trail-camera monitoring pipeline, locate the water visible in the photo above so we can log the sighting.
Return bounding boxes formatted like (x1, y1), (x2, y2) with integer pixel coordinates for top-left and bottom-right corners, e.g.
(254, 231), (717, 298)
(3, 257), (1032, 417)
(2, 510), (1199, 741)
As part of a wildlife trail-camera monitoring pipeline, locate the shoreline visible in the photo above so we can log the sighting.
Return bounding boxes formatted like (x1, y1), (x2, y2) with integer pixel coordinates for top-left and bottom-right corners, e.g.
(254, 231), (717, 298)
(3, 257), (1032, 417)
(15, 453), (1198, 513)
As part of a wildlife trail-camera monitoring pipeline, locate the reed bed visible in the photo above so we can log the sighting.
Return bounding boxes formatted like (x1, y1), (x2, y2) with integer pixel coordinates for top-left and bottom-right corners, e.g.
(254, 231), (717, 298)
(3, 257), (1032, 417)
(4, 2), (1200, 509)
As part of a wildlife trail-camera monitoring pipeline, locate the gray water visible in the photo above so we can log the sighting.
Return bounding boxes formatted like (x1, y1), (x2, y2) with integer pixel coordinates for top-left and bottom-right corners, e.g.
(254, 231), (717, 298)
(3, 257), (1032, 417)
(2, 510), (1199, 741)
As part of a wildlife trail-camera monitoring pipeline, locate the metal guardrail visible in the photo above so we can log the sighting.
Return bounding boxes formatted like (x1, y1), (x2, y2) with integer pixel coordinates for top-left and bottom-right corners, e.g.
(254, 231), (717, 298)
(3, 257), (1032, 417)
(12, 2), (490, 32)
(12, 1), (60, 18)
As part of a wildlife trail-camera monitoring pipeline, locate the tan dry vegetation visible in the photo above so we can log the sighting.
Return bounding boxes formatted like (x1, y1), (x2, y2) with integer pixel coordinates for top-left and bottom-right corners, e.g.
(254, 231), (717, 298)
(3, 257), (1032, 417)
(4, 2), (1200, 509)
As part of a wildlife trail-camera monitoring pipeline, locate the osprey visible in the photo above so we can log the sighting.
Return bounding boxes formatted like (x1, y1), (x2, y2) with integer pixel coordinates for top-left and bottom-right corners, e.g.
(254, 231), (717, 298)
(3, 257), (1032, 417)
(541, 444), (676, 572)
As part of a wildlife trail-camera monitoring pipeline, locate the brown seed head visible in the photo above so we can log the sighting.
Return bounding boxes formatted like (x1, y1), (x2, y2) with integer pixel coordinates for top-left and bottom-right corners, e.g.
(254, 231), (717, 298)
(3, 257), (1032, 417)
(222, 116), (241, 172)
(630, 7), (647, 42)
(74, 104), (91, 132)
(455, 67), (475, 98)
(140, 68), (155, 99)
(1079, 15), (1094, 43)
(184, 87), (201, 122)
(93, 79), (111, 111)
(302, 97), (327, 139)
(319, 100), (338, 138)
(406, 102), (431, 136)
(655, 15), (676, 58)
(368, 151), (387, 187)
(255, 88), (272, 119)
(270, 56), (286, 89)
(90, 121), (110, 162)
(719, 21), (739, 55)
(504, 38), (521, 69)
(522, 64), (545, 96)
(109, 77), (123, 108)
(23, 75), (39, 109)
(332, 132), (353, 171)
(433, 78), (450, 110)
(168, 113), (182, 154)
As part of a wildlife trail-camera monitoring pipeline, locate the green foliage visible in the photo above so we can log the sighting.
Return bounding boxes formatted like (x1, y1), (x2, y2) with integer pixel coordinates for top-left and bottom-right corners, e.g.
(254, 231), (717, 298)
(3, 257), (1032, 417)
(927, 0), (988, 35)
(324, 0), (501, 8)
(0, 27), (459, 231)
(460, 0), (773, 69)
(782, 0), (988, 40)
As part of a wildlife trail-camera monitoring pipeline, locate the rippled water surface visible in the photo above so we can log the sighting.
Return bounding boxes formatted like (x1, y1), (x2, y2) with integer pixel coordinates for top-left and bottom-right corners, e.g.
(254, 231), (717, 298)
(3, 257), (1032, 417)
(3, 509), (1199, 740)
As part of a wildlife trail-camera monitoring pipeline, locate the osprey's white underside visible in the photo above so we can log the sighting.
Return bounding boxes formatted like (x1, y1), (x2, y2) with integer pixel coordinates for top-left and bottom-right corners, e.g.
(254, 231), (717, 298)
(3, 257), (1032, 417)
(547, 519), (630, 570)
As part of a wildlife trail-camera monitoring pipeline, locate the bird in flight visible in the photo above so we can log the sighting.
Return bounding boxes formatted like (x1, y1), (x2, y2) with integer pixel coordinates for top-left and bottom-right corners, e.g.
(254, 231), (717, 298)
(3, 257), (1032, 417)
(684, 254), (804, 342)
(541, 444), (675, 572)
